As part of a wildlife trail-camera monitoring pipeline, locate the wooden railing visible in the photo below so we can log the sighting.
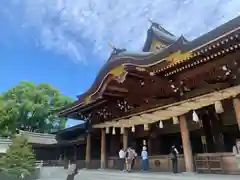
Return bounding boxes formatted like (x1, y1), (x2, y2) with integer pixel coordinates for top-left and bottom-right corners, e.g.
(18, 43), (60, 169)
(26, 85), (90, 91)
(108, 153), (239, 174)
(36, 160), (64, 167)
(36, 159), (101, 169)
(195, 154), (224, 173)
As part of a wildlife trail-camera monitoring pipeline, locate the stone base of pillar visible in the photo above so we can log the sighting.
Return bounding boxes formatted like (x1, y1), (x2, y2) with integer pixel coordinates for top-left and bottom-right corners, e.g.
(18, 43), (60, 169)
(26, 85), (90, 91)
(181, 172), (197, 176)
(64, 160), (68, 169)
(98, 168), (105, 170)
(85, 161), (90, 169)
(100, 162), (106, 169)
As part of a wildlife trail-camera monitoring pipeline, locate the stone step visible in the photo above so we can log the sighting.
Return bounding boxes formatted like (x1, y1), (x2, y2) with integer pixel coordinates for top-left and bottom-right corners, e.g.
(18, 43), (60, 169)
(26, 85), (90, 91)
(37, 168), (240, 180)
(75, 169), (240, 180)
(39, 167), (68, 179)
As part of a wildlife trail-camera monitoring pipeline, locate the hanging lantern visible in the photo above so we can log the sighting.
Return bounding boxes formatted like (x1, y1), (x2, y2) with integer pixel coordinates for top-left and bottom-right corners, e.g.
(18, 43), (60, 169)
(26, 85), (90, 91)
(131, 126), (135, 132)
(144, 124), (149, 131)
(214, 101), (224, 114)
(120, 127), (124, 134)
(192, 110), (199, 122)
(106, 127), (109, 134)
(172, 116), (179, 124)
(159, 120), (163, 128)
(112, 127), (116, 135)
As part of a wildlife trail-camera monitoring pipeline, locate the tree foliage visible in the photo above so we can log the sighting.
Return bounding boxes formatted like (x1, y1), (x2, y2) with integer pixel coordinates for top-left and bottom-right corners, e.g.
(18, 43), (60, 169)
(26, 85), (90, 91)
(0, 81), (73, 135)
(0, 136), (36, 179)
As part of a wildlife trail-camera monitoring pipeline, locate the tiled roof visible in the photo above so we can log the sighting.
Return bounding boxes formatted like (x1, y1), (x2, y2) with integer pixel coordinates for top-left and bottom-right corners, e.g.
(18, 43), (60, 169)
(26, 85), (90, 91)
(18, 130), (57, 145)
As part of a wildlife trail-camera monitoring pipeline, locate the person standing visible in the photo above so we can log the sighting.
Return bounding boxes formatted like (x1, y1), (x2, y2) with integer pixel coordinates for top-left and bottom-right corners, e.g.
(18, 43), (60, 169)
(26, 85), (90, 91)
(118, 147), (126, 171)
(170, 145), (179, 173)
(130, 148), (137, 170)
(141, 146), (149, 171)
(66, 159), (78, 180)
(233, 139), (240, 169)
(125, 147), (134, 172)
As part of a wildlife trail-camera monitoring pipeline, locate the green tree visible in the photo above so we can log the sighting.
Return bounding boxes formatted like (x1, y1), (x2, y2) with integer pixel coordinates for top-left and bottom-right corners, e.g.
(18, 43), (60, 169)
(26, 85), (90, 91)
(0, 81), (73, 135)
(0, 136), (36, 179)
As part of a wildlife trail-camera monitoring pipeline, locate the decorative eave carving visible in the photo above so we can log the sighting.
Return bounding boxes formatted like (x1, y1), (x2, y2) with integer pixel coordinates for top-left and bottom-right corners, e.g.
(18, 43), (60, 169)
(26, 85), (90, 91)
(93, 85), (240, 128)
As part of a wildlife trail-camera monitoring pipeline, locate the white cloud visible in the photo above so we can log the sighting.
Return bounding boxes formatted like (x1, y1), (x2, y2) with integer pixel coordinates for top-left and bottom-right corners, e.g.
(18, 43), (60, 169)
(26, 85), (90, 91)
(2, 0), (240, 63)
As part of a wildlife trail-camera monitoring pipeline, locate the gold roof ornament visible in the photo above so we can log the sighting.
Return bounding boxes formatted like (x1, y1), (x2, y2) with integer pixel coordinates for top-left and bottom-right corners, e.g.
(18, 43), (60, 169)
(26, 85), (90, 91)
(108, 42), (115, 49)
(110, 65), (125, 77)
(84, 96), (91, 105)
(166, 50), (192, 63)
(109, 65), (127, 83)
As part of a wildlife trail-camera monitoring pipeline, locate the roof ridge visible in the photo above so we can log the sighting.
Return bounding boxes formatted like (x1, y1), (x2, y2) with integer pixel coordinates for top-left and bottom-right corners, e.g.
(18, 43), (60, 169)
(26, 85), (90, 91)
(19, 130), (56, 138)
(149, 19), (175, 37)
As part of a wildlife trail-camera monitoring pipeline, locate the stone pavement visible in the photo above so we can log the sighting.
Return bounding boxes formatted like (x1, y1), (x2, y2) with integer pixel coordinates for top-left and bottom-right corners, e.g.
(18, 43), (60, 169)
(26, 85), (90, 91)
(38, 167), (240, 180)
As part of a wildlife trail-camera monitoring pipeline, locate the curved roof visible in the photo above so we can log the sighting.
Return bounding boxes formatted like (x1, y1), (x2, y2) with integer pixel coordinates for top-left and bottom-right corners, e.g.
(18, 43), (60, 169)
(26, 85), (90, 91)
(74, 36), (192, 103)
(60, 15), (240, 116)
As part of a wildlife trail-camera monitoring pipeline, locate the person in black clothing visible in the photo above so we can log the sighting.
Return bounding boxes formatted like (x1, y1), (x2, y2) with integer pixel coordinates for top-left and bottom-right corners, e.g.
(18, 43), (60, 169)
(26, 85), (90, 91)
(66, 158), (78, 180)
(170, 145), (179, 173)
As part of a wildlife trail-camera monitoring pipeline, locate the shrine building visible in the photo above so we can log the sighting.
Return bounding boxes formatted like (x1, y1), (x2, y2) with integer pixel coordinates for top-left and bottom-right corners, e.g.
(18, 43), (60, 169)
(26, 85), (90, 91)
(59, 15), (240, 174)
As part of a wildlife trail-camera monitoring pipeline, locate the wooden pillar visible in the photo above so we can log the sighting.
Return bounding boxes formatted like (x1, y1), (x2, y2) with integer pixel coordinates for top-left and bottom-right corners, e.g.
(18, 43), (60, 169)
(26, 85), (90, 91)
(233, 98), (240, 130)
(179, 115), (194, 172)
(123, 128), (128, 150)
(85, 133), (91, 168)
(101, 129), (106, 169)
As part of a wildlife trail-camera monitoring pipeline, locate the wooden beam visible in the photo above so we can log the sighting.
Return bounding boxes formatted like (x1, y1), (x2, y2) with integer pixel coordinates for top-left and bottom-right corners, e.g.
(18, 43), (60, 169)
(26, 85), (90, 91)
(129, 116), (145, 123)
(106, 85), (128, 93)
(128, 72), (146, 79)
(103, 92), (126, 97)
(140, 114), (160, 122)
(79, 99), (107, 112)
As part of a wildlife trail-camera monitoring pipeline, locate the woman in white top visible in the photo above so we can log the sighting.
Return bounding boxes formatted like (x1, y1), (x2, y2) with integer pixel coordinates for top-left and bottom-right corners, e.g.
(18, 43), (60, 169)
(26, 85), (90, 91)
(118, 148), (126, 171)
(141, 146), (149, 171)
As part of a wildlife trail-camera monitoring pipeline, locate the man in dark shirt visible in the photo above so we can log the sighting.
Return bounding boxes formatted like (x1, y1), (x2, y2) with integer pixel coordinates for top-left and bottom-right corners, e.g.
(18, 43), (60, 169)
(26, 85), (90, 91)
(170, 145), (179, 173)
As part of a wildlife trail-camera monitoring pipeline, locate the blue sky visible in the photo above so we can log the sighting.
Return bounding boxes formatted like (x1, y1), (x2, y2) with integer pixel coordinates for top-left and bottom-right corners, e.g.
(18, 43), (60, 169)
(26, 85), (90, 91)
(0, 0), (239, 128)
